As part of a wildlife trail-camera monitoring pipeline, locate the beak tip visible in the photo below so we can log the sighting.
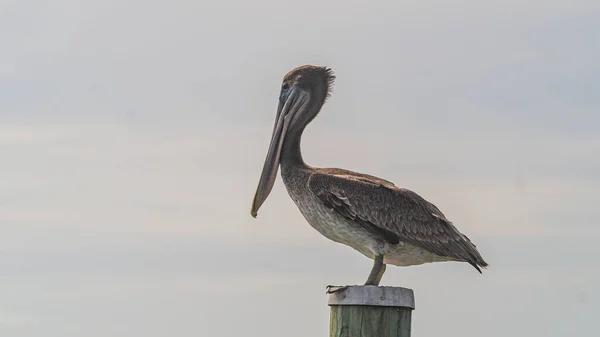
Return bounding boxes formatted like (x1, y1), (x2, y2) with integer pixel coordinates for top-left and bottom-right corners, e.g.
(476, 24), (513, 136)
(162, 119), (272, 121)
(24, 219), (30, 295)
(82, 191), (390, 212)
(250, 204), (259, 218)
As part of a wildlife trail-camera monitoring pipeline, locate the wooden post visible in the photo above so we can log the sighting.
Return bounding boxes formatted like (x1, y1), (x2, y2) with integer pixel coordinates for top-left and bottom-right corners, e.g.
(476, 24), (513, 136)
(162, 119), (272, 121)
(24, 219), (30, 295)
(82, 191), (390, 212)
(328, 286), (415, 337)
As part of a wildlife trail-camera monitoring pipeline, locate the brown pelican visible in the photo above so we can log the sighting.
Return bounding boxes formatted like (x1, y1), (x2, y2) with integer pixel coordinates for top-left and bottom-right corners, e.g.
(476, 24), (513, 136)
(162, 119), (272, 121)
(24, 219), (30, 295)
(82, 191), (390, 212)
(251, 65), (488, 290)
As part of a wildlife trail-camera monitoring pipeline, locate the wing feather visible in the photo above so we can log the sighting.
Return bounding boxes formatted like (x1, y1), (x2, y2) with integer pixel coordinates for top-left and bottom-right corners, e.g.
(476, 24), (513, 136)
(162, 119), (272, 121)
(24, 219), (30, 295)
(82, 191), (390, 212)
(307, 171), (488, 272)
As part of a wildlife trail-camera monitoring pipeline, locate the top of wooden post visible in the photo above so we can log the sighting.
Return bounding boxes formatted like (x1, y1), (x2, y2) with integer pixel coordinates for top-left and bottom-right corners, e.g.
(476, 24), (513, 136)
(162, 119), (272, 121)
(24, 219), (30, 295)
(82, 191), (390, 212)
(327, 286), (415, 309)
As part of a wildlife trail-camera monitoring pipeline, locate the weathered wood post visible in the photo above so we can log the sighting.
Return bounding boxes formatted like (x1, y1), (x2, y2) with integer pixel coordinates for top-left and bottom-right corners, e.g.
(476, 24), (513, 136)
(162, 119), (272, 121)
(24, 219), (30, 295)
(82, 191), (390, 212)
(328, 286), (415, 337)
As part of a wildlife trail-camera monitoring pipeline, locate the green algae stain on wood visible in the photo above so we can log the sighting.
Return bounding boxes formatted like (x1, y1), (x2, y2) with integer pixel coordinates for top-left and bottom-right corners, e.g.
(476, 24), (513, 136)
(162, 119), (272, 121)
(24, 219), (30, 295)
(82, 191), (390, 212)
(330, 305), (412, 337)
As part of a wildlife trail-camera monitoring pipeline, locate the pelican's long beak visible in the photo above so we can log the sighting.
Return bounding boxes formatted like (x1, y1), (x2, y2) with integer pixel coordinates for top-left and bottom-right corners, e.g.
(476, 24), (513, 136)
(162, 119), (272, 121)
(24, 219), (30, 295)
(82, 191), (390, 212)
(251, 87), (310, 217)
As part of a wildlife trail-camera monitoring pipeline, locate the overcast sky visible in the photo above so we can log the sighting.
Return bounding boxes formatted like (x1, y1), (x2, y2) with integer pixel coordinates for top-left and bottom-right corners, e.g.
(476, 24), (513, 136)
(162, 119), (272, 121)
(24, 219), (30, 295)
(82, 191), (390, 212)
(1, 1), (599, 336)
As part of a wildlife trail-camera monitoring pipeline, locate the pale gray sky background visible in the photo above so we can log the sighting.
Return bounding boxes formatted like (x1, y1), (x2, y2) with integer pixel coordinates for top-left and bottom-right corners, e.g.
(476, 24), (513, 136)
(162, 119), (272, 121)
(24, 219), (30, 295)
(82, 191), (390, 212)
(1, 0), (599, 336)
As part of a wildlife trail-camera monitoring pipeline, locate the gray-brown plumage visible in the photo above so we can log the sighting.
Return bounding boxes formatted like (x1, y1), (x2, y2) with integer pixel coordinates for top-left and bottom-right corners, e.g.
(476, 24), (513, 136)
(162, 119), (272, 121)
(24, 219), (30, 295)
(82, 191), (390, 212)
(251, 65), (488, 289)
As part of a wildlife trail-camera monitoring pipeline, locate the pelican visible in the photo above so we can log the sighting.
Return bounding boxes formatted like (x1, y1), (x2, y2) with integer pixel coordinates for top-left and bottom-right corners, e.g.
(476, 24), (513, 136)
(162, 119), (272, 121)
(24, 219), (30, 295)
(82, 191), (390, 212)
(251, 65), (488, 290)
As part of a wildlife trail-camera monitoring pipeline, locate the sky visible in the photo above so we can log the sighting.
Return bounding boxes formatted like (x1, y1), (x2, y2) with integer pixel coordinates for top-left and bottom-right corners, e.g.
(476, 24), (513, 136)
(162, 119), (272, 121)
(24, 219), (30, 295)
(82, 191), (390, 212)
(1, 0), (599, 336)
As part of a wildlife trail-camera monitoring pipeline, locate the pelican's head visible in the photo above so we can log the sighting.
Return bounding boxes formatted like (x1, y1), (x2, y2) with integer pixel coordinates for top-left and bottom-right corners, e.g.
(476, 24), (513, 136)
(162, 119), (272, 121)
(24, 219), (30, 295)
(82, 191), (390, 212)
(251, 65), (335, 218)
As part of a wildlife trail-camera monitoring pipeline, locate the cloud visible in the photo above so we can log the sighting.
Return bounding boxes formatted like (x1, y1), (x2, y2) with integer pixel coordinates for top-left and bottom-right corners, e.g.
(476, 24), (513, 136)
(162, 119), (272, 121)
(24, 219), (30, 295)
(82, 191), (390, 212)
(1, 122), (598, 243)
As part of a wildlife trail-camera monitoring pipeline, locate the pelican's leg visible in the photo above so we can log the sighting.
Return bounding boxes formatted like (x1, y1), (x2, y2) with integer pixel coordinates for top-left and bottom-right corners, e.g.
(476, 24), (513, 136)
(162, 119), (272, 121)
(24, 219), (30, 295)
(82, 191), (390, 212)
(365, 254), (385, 286)
(326, 255), (386, 294)
(374, 263), (386, 285)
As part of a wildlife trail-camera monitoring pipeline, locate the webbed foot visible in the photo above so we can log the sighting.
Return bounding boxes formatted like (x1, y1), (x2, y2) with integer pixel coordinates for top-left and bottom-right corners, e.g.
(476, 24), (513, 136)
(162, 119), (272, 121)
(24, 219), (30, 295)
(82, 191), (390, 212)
(326, 285), (349, 294)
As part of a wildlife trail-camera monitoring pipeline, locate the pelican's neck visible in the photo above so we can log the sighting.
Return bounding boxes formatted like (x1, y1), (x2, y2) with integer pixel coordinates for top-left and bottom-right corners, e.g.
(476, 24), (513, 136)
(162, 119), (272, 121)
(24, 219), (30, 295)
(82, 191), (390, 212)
(280, 95), (325, 170)
(281, 126), (306, 168)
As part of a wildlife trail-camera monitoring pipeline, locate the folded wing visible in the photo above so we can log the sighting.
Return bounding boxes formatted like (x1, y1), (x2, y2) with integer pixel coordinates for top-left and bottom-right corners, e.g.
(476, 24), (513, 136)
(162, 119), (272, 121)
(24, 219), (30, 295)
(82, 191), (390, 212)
(307, 170), (488, 272)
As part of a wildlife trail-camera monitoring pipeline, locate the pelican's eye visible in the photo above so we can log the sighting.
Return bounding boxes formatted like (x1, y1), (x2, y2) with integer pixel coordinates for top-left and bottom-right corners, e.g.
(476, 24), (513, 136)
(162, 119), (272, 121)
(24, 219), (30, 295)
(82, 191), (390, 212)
(280, 82), (291, 101)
